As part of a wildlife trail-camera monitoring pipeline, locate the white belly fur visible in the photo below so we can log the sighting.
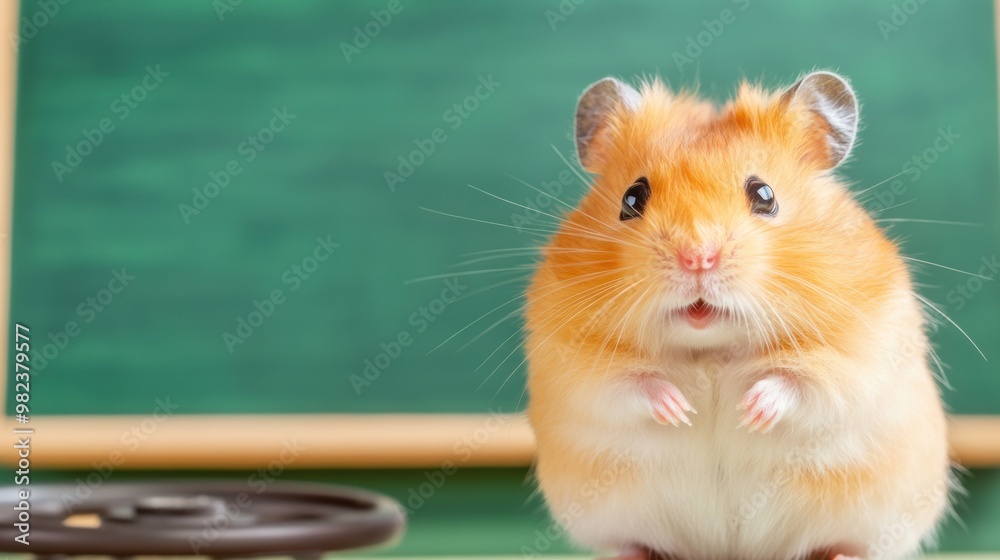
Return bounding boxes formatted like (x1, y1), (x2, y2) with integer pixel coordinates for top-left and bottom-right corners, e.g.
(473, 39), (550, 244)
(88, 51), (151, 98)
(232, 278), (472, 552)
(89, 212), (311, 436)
(532, 356), (950, 560)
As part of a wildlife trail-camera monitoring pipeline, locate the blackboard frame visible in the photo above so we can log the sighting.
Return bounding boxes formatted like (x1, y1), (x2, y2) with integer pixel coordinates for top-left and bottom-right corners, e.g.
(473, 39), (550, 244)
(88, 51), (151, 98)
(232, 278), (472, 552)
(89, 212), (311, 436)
(0, 2), (997, 471)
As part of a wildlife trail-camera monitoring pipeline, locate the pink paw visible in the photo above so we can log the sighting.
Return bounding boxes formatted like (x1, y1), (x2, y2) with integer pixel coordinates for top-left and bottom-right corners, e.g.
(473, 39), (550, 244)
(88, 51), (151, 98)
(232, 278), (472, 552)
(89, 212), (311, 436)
(737, 375), (797, 433)
(645, 379), (696, 427)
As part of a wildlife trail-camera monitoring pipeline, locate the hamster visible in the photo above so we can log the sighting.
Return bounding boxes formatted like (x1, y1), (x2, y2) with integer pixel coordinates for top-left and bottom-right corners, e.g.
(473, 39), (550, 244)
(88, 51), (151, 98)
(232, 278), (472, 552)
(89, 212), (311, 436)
(524, 72), (953, 560)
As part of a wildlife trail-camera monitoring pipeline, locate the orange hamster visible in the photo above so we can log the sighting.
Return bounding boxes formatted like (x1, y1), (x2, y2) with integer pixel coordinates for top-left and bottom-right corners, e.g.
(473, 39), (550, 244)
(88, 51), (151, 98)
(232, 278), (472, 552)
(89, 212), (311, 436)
(525, 71), (953, 560)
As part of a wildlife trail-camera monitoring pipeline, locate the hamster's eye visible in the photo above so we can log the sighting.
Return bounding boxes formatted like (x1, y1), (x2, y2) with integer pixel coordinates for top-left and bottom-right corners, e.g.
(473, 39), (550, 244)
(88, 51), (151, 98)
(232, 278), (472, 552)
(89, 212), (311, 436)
(745, 177), (778, 216)
(620, 178), (651, 221)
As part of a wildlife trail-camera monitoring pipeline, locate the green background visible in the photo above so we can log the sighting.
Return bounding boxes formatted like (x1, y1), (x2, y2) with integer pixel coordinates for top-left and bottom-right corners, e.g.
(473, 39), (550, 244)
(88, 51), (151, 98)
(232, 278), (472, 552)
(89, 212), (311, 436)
(8, 0), (1000, 416)
(6, 0), (1000, 555)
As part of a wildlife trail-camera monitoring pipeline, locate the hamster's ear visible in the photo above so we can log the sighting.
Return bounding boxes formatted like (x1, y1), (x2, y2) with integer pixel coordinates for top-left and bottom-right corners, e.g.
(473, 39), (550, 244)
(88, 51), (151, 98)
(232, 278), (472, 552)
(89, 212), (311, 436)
(575, 77), (641, 171)
(780, 71), (858, 169)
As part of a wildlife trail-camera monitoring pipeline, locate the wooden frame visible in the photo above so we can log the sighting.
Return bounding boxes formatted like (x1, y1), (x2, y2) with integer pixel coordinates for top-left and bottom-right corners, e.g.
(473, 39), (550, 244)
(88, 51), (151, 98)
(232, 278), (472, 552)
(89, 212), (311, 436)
(0, 0), (17, 457)
(0, 413), (994, 469)
(2, 4), (1000, 471)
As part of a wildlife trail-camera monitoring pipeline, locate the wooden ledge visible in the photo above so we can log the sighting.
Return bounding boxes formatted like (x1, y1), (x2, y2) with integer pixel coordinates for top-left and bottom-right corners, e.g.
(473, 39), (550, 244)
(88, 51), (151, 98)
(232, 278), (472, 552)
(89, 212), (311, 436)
(2, 414), (999, 470)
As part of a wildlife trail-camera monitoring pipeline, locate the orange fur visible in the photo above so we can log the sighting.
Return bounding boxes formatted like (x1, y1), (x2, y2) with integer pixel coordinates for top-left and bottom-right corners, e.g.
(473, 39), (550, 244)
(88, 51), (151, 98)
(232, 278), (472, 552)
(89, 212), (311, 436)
(525, 76), (950, 560)
(528, 80), (903, 361)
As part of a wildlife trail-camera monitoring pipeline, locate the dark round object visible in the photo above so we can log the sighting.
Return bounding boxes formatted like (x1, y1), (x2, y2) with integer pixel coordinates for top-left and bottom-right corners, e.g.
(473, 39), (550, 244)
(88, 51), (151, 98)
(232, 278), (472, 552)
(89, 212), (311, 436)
(0, 481), (405, 557)
(745, 177), (778, 216)
(620, 177), (651, 221)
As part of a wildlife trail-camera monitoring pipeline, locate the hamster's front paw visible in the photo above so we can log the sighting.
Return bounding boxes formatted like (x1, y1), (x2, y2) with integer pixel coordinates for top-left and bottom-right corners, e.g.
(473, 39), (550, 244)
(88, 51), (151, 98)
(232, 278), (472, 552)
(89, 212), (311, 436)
(640, 377), (696, 427)
(737, 374), (798, 433)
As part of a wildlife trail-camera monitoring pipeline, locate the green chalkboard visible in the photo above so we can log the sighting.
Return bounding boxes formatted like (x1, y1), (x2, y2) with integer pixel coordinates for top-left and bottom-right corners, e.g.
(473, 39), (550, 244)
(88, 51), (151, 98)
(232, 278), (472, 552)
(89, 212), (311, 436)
(8, 0), (1000, 415)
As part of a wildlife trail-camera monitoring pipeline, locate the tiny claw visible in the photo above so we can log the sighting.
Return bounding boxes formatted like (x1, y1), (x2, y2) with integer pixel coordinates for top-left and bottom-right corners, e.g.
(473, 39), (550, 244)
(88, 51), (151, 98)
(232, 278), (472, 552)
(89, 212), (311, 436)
(737, 375), (797, 434)
(737, 391), (760, 411)
(662, 397), (691, 425)
(643, 378), (694, 428)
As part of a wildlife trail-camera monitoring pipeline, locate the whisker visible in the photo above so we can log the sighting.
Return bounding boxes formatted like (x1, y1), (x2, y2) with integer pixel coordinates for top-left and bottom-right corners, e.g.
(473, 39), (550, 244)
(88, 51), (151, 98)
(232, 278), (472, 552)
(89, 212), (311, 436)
(451, 253), (538, 267)
(480, 276), (633, 393)
(428, 282), (530, 355)
(422, 206), (623, 247)
(594, 280), (657, 400)
(877, 218), (982, 227)
(451, 247), (619, 268)
(764, 270), (879, 339)
(461, 266), (637, 353)
(913, 293), (987, 361)
(504, 173), (611, 232)
(459, 246), (613, 258)
(565, 276), (647, 371)
(492, 278), (637, 397)
(455, 275), (527, 302)
(418, 206), (563, 237)
(405, 267), (531, 284)
(902, 256), (993, 280)
(852, 169), (909, 197)
(474, 312), (528, 381)
(410, 257), (628, 284)
(928, 344), (952, 390)
(551, 144), (592, 186)
(460, 247), (540, 257)
(872, 198), (917, 214)
(464, 184), (620, 245)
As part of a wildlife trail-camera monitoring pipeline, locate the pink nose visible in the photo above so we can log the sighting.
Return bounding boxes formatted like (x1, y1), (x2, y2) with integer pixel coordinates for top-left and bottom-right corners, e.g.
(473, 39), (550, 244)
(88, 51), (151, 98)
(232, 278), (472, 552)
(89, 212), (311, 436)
(678, 248), (720, 272)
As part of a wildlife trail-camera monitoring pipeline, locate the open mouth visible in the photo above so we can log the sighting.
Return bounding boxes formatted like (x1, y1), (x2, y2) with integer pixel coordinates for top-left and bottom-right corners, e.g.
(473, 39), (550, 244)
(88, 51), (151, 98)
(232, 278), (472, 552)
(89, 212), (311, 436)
(677, 298), (726, 329)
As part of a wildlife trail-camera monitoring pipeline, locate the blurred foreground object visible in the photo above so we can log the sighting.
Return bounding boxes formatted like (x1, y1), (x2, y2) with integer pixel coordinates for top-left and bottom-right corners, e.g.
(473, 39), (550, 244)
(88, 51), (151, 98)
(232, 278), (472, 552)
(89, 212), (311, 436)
(0, 481), (405, 557)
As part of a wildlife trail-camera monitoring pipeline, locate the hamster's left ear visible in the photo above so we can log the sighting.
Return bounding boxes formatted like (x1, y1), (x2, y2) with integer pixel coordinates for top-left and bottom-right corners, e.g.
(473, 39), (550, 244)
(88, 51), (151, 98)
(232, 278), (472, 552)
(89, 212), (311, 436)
(780, 71), (859, 169)
(575, 77), (641, 172)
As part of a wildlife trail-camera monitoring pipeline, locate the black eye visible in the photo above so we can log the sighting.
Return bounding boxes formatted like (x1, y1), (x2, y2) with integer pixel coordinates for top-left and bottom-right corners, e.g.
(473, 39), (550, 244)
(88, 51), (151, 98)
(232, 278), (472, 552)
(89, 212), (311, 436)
(620, 177), (651, 221)
(745, 177), (778, 216)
